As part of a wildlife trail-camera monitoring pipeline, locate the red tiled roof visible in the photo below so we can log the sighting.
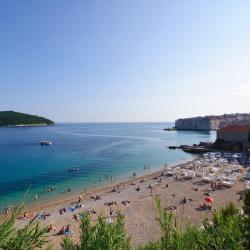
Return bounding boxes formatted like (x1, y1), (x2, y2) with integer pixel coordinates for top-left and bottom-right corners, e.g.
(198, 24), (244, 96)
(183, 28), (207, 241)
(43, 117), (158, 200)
(219, 125), (250, 132)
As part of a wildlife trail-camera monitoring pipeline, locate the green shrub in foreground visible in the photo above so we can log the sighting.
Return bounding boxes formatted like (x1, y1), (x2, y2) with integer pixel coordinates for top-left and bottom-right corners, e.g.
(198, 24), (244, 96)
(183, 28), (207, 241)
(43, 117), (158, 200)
(0, 189), (250, 250)
(61, 212), (131, 250)
(0, 205), (47, 250)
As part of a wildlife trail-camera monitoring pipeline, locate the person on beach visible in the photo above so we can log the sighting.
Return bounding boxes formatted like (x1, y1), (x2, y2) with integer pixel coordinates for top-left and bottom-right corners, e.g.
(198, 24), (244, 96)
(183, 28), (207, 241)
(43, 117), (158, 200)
(48, 224), (56, 233)
(183, 196), (187, 204)
(5, 206), (10, 215)
(73, 214), (79, 221)
(35, 194), (38, 201)
(58, 226), (65, 235)
(65, 225), (70, 232)
(78, 195), (82, 203)
(109, 207), (113, 217)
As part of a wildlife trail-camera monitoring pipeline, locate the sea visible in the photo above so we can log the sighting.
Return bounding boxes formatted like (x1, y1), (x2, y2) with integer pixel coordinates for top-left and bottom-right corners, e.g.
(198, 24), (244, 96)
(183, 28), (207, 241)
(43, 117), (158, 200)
(0, 123), (216, 212)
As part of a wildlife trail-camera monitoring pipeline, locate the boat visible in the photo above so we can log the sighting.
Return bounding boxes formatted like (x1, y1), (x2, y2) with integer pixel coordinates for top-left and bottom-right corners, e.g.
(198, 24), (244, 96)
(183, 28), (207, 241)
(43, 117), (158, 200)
(40, 140), (52, 145)
(68, 167), (80, 173)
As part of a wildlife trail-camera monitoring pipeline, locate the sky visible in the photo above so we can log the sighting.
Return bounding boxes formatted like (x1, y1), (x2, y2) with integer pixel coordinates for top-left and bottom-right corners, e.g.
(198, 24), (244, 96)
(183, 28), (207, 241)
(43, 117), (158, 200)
(0, 0), (250, 122)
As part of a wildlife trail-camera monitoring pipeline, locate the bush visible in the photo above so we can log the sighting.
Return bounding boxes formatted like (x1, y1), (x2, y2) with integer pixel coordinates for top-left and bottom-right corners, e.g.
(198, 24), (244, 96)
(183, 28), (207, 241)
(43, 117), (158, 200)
(61, 212), (131, 250)
(139, 199), (247, 250)
(1, 192), (250, 250)
(0, 205), (47, 250)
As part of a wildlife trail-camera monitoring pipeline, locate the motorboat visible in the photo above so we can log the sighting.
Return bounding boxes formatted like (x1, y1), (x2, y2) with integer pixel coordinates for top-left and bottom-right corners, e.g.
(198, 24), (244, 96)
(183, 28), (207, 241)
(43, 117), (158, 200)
(40, 140), (52, 145)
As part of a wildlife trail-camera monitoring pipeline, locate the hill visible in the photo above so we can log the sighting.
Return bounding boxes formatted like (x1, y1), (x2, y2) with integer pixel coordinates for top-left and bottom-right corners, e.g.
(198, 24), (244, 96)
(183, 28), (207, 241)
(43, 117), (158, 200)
(0, 111), (54, 126)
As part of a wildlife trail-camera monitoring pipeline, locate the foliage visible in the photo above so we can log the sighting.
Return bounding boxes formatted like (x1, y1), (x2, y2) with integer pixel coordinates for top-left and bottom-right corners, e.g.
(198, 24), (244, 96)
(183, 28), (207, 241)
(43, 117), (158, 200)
(1, 191), (250, 250)
(0, 205), (47, 250)
(139, 198), (247, 250)
(243, 189), (250, 216)
(61, 212), (131, 250)
(0, 111), (54, 126)
(242, 189), (250, 249)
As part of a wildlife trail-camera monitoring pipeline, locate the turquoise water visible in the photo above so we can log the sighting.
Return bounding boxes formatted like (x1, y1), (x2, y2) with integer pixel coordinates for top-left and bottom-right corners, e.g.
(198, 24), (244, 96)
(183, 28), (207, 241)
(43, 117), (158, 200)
(0, 123), (215, 212)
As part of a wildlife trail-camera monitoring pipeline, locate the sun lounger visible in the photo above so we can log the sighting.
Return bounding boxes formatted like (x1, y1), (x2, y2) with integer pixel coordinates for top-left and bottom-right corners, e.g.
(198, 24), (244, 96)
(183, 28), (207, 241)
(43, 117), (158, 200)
(221, 181), (235, 187)
(67, 207), (76, 212)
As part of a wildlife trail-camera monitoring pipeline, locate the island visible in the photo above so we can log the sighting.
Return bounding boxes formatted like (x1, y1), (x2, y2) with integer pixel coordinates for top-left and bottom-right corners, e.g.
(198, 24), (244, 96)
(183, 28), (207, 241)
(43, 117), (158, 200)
(0, 111), (54, 127)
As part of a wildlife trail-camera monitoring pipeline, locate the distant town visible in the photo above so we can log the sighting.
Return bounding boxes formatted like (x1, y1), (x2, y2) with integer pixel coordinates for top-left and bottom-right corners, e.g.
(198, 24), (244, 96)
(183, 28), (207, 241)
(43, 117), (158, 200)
(166, 113), (250, 157)
(175, 113), (250, 130)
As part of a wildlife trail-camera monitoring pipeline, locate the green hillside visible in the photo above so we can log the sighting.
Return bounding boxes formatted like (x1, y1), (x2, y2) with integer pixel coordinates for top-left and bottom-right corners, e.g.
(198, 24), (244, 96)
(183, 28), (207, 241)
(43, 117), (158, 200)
(0, 111), (54, 126)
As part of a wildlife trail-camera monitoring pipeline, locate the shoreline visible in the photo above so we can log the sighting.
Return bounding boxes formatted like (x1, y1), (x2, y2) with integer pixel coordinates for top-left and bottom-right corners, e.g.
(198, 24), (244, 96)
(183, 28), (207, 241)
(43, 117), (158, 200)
(1, 155), (246, 248)
(0, 123), (55, 128)
(24, 158), (195, 214)
(0, 158), (194, 219)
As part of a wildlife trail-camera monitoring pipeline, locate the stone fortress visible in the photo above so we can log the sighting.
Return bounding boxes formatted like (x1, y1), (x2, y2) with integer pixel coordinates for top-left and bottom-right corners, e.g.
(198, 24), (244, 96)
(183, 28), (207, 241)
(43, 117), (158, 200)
(175, 113), (250, 130)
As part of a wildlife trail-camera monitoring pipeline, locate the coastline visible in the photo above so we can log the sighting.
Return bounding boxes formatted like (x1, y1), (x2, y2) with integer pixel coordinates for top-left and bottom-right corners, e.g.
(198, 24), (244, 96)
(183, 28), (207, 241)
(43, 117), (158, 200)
(0, 158), (194, 220)
(0, 123), (55, 128)
(20, 158), (195, 215)
(1, 155), (246, 248)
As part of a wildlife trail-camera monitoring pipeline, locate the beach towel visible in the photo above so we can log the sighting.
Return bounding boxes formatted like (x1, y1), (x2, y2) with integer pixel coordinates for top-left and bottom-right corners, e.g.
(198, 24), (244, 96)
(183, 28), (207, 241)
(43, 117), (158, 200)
(79, 213), (85, 219)
(67, 206), (76, 212)
(64, 230), (73, 236)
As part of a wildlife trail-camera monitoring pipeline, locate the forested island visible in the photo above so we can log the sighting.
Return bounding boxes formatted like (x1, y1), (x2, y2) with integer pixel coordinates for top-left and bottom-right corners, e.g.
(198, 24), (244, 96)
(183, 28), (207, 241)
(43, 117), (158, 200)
(0, 111), (54, 126)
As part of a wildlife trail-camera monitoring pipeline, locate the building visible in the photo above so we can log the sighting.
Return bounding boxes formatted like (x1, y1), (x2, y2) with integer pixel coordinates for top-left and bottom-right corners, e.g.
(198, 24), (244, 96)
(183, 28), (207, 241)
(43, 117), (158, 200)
(175, 113), (250, 130)
(175, 117), (221, 130)
(217, 125), (250, 143)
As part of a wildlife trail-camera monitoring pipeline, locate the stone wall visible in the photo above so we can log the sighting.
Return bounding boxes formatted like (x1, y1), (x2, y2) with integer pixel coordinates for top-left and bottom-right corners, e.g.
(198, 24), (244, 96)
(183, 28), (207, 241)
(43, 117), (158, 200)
(175, 117), (220, 130)
(175, 113), (250, 130)
(217, 131), (249, 143)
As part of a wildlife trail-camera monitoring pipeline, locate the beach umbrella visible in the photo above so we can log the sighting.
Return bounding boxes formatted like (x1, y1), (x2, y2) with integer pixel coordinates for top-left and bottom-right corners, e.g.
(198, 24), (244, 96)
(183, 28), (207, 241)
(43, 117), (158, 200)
(205, 197), (214, 203)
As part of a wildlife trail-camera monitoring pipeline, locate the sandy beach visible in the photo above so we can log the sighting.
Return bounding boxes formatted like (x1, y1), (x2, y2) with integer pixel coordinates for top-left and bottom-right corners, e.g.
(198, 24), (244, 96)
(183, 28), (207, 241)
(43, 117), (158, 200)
(3, 156), (247, 249)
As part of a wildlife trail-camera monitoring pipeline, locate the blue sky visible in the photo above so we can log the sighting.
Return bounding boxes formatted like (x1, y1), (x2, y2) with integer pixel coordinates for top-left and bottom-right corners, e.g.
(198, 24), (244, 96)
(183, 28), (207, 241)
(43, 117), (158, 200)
(1, 1), (250, 122)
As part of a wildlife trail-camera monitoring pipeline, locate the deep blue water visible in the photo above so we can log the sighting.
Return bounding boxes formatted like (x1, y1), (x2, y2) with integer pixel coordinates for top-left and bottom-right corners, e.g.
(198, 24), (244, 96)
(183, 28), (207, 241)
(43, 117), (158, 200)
(0, 123), (215, 212)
